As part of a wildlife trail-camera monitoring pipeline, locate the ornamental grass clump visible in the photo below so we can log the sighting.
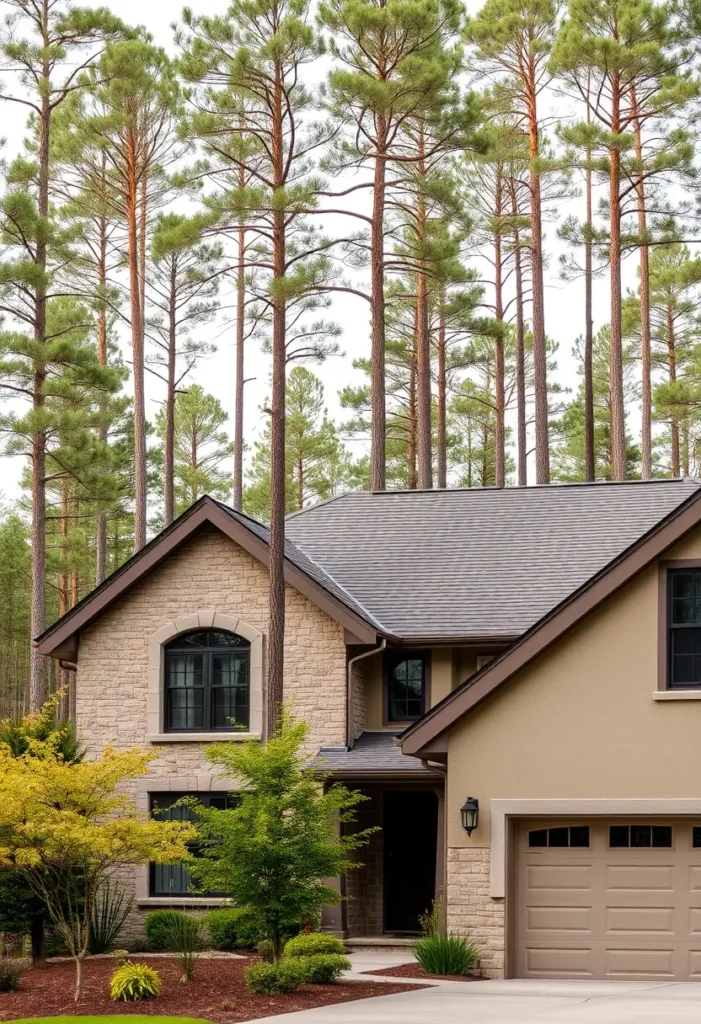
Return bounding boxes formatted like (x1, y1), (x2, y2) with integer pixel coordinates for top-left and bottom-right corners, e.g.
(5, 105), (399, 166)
(245, 959), (308, 994)
(413, 933), (479, 976)
(110, 959), (162, 1001)
(0, 957), (28, 992)
(164, 912), (205, 982)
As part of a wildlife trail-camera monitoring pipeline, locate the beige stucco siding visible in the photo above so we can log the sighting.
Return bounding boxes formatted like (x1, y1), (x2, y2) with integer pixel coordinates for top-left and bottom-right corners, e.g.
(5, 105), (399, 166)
(77, 524), (348, 772)
(443, 526), (701, 976)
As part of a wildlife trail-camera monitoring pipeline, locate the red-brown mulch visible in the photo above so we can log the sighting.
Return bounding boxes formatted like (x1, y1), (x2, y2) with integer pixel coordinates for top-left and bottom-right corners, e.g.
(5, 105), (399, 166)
(0, 956), (423, 1023)
(363, 963), (485, 983)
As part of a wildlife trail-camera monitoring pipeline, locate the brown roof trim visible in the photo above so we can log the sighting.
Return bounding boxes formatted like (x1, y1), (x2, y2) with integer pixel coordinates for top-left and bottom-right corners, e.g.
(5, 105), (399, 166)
(400, 483), (701, 756)
(36, 497), (378, 658)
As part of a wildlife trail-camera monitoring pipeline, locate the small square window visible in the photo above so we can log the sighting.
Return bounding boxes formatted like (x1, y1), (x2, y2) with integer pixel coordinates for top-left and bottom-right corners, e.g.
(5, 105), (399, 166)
(610, 825), (630, 848)
(652, 826), (672, 848)
(570, 826), (590, 847)
(548, 827), (569, 847)
(529, 829), (548, 847)
(631, 825), (651, 847)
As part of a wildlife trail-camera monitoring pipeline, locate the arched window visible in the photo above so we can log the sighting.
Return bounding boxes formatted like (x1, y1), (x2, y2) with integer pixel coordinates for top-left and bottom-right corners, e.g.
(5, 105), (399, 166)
(164, 630), (250, 733)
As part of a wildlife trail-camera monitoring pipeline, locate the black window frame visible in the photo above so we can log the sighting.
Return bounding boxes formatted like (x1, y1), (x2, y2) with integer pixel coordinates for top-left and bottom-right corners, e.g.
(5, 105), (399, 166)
(528, 825), (590, 848)
(149, 791), (237, 897)
(608, 823), (673, 849)
(164, 629), (251, 733)
(385, 650), (429, 724)
(667, 568), (701, 689)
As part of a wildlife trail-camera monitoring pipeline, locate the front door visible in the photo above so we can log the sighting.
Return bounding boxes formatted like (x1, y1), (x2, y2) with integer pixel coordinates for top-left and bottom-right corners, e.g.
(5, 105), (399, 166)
(384, 789), (438, 933)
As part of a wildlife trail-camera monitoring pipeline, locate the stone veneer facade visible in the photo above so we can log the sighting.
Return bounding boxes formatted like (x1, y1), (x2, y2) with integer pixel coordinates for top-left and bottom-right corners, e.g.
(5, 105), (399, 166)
(446, 848), (505, 978)
(75, 523), (348, 941)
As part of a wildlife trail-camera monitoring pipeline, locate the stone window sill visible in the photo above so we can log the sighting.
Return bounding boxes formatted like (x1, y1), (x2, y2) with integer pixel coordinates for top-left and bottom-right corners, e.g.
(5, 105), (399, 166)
(137, 897), (228, 908)
(653, 690), (701, 701)
(148, 732), (261, 743)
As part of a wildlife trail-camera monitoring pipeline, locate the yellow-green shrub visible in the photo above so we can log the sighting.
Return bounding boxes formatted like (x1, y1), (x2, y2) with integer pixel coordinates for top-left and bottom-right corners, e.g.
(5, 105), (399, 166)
(110, 960), (162, 1001)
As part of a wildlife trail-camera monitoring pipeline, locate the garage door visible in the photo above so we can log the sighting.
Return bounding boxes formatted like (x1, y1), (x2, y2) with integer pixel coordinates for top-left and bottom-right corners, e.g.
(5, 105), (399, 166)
(516, 819), (701, 980)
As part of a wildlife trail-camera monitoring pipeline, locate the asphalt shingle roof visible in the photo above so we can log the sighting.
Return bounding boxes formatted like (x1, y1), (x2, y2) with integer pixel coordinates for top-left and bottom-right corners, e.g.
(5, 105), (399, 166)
(285, 479), (701, 640)
(311, 731), (436, 775)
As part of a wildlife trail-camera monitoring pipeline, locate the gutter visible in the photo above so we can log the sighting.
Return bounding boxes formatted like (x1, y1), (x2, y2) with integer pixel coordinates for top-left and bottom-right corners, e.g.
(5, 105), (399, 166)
(346, 638), (386, 748)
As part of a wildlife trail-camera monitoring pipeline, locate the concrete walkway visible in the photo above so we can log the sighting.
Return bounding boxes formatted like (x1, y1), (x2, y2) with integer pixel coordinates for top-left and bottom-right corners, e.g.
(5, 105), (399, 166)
(248, 953), (701, 1023)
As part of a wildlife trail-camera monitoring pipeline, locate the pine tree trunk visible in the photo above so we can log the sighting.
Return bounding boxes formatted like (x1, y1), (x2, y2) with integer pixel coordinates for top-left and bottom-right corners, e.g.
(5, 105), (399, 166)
(29, 68), (50, 713)
(527, 59), (549, 485)
(436, 308), (447, 489)
(510, 180), (527, 487)
(95, 175), (109, 585)
(632, 88), (651, 479)
(267, 61), (287, 739)
(370, 120), (388, 492)
(608, 73), (626, 481)
(494, 169), (505, 489)
(164, 258), (177, 526)
(667, 303), (680, 477)
(584, 88), (595, 482)
(408, 337), (418, 488)
(415, 125), (432, 489)
(59, 480), (70, 713)
(128, 131), (147, 551)
(297, 451), (304, 509)
(233, 177), (246, 511)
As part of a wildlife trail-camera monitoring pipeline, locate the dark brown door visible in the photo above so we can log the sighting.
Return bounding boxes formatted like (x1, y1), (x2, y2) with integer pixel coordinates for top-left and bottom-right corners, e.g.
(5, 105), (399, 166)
(384, 790), (438, 933)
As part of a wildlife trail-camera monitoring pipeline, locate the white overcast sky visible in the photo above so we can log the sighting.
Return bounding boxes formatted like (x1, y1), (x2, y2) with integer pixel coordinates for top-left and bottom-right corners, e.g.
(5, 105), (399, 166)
(0, 0), (647, 505)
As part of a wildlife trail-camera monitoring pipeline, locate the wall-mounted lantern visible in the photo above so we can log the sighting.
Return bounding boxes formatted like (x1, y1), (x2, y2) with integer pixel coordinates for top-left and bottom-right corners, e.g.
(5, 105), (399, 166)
(460, 796), (479, 836)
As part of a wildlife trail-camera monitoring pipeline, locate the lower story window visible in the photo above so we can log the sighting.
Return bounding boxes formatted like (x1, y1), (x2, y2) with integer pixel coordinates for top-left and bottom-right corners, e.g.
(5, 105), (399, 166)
(149, 792), (236, 897)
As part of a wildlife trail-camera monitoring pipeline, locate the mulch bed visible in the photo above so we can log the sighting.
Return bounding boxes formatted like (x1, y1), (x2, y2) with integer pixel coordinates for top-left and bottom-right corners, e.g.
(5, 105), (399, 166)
(363, 963), (485, 983)
(0, 956), (422, 1023)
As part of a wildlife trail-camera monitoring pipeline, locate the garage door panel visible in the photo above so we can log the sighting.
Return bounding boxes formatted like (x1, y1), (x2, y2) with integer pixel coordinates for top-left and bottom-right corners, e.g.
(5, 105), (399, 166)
(516, 819), (701, 981)
(606, 864), (674, 890)
(527, 905), (592, 933)
(527, 863), (593, 890)
(605, 906), (674, 935)
(604, 947), (674, 978)
(525, 945), (594, 977)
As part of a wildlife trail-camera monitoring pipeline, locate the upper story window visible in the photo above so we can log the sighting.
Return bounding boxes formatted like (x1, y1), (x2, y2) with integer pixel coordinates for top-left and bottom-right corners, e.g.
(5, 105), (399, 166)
(165, 630), (250, 732)
(667, 569), (701, 688)
(386, 652), (428, 722)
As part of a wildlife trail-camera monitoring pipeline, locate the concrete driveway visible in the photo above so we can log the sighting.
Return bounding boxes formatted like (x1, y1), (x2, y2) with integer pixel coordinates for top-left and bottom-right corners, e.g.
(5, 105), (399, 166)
(249, 977), (701, 1023)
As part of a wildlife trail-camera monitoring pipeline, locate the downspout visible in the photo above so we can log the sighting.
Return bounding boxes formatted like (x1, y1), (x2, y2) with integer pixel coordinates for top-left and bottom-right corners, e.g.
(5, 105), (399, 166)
(346, 638), (386, 748)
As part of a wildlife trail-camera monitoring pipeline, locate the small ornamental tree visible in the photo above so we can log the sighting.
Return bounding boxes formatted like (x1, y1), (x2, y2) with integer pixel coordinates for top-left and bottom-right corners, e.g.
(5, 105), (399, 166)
(0, 741), (195, 1001)
(189, 714), (375, 962)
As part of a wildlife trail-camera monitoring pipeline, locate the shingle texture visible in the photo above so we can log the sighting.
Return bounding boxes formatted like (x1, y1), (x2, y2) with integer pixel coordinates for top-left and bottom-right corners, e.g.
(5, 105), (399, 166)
(286, 480), (701, 640)
(311, 731), (436, 774)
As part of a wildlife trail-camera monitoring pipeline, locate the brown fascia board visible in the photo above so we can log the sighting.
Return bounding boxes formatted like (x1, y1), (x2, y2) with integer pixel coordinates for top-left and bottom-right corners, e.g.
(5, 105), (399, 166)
(36, 497), (378, 657)
(400, 484), (701, 757)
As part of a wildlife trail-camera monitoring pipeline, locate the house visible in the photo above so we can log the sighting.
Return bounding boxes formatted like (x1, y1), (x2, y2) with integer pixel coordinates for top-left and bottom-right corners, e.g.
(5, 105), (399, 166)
(35, 477), (701, 981)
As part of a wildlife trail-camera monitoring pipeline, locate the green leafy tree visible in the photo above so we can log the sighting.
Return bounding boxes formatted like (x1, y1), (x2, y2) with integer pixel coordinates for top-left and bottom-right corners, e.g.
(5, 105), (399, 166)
(189, 713), (374, 961)
(156, 386), (233, 517)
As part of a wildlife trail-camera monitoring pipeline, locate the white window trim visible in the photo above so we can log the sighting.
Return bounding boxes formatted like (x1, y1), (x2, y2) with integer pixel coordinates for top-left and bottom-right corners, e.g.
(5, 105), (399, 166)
(489, 797), (701, 898)
(147, 610), (264, 742)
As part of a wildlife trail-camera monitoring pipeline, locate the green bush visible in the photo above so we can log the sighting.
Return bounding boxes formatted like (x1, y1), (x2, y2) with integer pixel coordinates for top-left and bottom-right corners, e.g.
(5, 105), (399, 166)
(413, 934), (478, 976)
(0, 957), (28, 992)
(206, 907), (261, 950)
(256, 938), (275, 963)
(245, 959), (308, 994)
(283, 932), (344, 958)
(110, 960), (162, 1001)
(300, 953), (351, 984)
(145, 909), (191, 950)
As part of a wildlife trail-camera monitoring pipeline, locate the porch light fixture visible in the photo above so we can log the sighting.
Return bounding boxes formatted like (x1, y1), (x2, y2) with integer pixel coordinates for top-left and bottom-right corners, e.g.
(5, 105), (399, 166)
(460, 797), (479, 836)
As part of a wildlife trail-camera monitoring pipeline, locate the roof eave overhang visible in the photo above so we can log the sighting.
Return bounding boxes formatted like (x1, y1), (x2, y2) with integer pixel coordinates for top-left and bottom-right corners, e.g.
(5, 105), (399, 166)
(36, 497), (378, 658)
(400, 484), (701, 757)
